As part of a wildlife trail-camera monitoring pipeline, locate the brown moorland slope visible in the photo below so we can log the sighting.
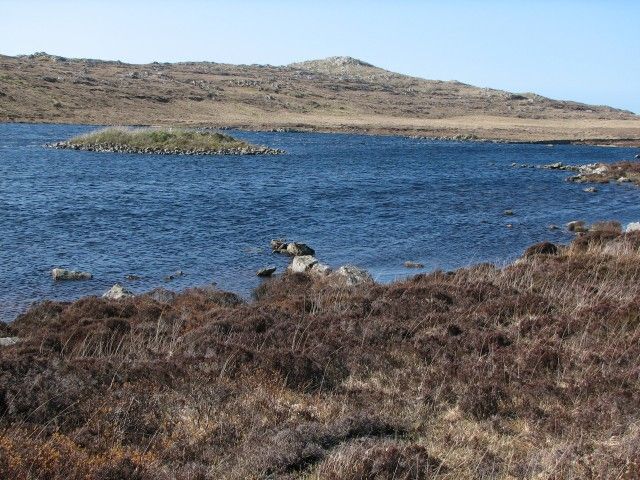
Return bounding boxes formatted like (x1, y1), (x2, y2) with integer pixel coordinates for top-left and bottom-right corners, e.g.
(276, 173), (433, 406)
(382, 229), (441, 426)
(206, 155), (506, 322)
(1, 52), (639, 145)
(1, 228), (640, 479)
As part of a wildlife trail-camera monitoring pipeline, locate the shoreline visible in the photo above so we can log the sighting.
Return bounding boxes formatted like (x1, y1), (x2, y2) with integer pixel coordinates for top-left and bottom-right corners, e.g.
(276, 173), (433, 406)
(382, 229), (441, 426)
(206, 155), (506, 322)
(5, 119), (640, 147)
(2, 218), (635, 323)
(2, 228), (640, 477)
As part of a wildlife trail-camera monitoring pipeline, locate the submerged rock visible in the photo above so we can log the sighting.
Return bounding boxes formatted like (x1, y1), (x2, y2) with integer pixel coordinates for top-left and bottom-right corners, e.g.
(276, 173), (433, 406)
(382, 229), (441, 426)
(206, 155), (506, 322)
(404, 261), (425, 269)
(503, 210), (514, 216)
(125, 274), (141, 281)
(103, 283), (134, 300)
(164, 270), (185, 281)
(51, 268), (92, 281)
(288, 255), (318, 273)
(583, 187), (598, 193)
(257, 266), (277, 277)
(331, 265), (374, 286)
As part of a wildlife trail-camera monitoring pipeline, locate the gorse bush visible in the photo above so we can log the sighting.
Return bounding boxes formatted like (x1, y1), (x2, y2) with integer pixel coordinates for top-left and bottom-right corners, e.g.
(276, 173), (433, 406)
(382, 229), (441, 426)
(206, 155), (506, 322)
(1, 231), (640, 478)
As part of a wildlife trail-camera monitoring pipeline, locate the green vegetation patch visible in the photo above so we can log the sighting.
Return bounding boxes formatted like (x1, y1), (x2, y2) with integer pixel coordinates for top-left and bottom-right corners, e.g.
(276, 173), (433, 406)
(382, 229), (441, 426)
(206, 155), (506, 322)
(66, 126), (254, 152)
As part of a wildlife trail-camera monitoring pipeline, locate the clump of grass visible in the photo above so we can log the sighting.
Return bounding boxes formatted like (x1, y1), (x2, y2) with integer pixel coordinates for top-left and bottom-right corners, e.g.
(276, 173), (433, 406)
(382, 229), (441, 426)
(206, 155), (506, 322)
(2, 232), (640, 478)
(58, 126), (278, 154)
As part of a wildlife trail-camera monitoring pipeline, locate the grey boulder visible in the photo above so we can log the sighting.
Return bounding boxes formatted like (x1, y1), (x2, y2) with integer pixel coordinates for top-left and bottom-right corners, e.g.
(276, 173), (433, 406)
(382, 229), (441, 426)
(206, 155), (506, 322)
(103, 283), (134, 300)
(0, 337), (19, 347)
(51, 268), (92, 281)
(625, 222), (640, 233)
(288, 255), (318, 273)
(257, 266), (277, 277)
(286, 242), (315, 256)
(404, 261), (425, 269)
(566, 221), (588, 233)
(331, 265), (374, 286)
(310, 262), (332, 275)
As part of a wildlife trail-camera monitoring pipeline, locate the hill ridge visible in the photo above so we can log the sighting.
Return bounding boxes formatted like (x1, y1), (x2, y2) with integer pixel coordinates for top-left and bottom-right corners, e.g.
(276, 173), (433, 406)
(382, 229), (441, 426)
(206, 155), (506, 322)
(0, 52), (638, 145)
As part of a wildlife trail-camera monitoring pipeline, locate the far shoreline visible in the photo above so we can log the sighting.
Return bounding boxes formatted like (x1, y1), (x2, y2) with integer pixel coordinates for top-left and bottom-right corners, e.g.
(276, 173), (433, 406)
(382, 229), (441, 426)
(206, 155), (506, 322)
(4, 119), (640, 148)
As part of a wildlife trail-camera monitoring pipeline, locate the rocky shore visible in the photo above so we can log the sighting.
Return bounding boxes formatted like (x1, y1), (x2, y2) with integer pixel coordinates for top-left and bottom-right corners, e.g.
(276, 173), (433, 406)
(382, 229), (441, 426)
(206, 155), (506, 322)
(511, 159), (640, 187)
(48, 141), (284, 155)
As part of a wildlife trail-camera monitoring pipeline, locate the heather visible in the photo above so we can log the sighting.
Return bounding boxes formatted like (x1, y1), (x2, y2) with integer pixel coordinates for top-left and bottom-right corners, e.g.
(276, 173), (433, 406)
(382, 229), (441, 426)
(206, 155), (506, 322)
(1, 231), (640, 478)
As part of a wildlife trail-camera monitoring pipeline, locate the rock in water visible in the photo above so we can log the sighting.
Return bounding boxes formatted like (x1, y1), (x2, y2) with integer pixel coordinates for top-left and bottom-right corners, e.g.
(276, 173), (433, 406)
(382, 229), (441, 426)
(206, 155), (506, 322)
(583, 187), (598, 193)
(51, 268), (92, 281)
(164, 270), (185, 281)
(544, 162), (564, 169)
(625, 222), (640, 233)
(257, 266), (277, 277)
(103, 283), (134, 300)
(270, 239), (288, 253)
(566, 221), (588, 233)
(288, 255), (318, 273)
(286, 242), (315, 256)
(404, 261), (425, 269)
(523, 242), (559, 257)
(332, 265), (374, 286)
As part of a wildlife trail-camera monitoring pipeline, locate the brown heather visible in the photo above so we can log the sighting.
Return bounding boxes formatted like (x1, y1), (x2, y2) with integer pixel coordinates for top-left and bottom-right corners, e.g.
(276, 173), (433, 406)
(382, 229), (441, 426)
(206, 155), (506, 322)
(578, 161), (640, 186)
(2, 231), (640, 479)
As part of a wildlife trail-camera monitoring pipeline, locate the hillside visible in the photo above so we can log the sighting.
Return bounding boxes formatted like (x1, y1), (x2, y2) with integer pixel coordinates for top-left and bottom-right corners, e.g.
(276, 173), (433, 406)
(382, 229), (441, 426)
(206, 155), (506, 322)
(1, 52), (639, 144)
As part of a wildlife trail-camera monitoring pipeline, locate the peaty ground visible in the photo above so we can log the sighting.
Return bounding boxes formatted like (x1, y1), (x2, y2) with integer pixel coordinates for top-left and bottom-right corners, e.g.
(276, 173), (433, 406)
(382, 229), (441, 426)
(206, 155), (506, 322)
(1, 227), (639, 478)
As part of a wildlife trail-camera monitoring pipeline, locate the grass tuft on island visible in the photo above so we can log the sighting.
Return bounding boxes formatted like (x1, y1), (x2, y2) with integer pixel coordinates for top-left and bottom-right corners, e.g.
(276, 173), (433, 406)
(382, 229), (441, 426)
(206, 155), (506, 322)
(2, 229), (640, 478)
(49, 127), (284, 155)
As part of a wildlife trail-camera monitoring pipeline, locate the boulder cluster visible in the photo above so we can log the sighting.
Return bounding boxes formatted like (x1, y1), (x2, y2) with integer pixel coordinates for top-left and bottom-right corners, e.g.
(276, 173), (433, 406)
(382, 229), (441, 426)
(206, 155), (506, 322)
(48, 142), (284, 156)
(268, 239), (374, 286)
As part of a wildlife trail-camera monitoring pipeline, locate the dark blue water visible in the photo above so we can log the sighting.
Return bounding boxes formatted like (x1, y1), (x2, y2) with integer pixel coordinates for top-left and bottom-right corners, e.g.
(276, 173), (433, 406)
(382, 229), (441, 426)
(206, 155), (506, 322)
(1, 123), (639, 321)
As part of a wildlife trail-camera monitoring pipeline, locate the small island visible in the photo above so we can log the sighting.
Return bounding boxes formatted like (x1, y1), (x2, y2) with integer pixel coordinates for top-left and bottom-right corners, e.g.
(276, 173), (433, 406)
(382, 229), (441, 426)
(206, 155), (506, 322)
(49, 127), (284, 155)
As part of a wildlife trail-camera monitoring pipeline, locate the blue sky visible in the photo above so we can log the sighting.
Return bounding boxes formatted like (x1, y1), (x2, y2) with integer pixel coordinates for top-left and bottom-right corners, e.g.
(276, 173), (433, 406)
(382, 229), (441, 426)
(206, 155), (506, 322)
(1, 0), (638, 112)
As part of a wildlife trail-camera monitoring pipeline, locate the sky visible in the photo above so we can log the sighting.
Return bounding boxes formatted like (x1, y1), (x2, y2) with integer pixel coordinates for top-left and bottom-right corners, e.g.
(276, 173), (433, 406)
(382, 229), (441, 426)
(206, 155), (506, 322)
(1, 0), (638, 113)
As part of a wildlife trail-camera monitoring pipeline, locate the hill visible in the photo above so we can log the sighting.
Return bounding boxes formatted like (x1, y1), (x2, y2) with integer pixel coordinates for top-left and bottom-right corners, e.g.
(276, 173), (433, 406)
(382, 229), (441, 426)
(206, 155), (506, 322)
(1, 52), (639, 145)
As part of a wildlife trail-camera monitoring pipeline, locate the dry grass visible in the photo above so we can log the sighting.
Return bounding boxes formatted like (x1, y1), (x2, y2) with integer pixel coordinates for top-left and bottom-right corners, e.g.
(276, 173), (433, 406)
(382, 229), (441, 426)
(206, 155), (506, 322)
(2, 231), (640, 478)
(1, 53), (639, 144)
